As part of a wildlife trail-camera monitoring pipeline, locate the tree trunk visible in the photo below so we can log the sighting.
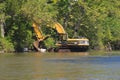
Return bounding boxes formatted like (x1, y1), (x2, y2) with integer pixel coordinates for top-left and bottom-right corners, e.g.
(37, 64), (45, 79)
(0, 20), (4, 38)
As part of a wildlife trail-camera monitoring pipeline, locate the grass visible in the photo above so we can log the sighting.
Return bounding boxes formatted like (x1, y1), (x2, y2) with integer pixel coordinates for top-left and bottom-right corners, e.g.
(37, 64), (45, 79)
(89, 50), (120, 56)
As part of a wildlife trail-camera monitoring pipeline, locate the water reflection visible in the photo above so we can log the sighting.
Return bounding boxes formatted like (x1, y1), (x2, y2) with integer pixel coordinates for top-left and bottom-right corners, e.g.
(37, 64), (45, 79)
(0, 53), (120, 80)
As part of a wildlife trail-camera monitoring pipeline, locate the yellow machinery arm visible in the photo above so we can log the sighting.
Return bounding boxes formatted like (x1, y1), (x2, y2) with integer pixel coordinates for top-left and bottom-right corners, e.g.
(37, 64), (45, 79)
(53, 22), (66, 34)
(51, 22), (68, 41)
(32, 23), (45, 41)
(32, 22), (49, 51)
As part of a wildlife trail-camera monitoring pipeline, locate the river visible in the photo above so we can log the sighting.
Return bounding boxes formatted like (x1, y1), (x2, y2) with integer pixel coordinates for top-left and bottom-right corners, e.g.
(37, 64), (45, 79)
(0, 52), (120, 80)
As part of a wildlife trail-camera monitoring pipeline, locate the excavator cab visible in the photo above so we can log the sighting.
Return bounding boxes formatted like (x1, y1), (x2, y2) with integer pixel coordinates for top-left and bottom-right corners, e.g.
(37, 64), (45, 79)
(58, 34), (68, 41)
(56, 33), (68, 46)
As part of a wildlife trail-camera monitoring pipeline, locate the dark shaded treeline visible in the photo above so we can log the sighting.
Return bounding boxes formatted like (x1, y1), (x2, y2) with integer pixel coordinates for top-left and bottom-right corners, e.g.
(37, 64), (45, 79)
(0, 0), (120, 52)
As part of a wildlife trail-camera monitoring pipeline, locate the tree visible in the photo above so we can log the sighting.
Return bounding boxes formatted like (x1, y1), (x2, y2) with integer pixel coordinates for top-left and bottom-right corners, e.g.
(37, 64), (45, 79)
(4, 0), (34, 52)
(0, 1), (5, 37)
(21, 0), (57, 23)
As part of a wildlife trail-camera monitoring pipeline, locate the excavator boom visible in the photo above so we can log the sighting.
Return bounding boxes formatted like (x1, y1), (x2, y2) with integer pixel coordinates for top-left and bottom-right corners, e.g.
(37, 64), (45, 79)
(53, 22), (66, 34)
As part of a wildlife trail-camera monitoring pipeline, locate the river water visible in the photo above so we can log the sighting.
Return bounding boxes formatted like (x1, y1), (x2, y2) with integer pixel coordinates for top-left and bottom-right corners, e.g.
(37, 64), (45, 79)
(0, 52), (120, 80)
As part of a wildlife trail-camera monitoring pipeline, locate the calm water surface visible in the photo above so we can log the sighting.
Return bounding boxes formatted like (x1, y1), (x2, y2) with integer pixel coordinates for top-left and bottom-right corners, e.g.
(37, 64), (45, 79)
(0, 52), (120, 80)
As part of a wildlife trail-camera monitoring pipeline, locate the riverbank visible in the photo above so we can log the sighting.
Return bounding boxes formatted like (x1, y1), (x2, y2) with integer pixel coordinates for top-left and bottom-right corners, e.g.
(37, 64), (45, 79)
(0, 50), (120, 57)
(89, 50), (120, 56)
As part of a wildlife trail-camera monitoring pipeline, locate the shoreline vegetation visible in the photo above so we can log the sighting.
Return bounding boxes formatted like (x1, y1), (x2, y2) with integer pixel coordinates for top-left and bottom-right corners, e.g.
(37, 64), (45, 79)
(0, 50), (120, 57)
(89, 50), (120, 56)
(0, 0), (120, 52)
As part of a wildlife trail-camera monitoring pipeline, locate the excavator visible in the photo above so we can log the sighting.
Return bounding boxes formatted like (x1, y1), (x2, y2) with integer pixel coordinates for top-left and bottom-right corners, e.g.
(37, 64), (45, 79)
(48, 22), (89, 52)
(32, 22), (89, 52)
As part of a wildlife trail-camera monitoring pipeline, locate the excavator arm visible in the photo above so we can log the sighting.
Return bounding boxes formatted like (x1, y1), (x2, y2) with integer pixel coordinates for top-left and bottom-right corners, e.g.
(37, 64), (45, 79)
(52, 22), (66, 34)
(50, 22), (68, 41)
(32, 23), (49, 41)
(32, 22), (49, 52)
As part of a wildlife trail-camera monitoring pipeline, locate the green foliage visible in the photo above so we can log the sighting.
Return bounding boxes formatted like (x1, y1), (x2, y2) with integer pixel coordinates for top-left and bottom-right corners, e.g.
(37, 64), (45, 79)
(56, 0), (87, 37)
(0, 0), (120, 52)
(0, 1), (5, 19)
(21, 0), (57, 23)
(82, 0), (120, 50)
(44, 38), (55, 48)
(3, 0), (34, 52)
(0, 37), (14, 52)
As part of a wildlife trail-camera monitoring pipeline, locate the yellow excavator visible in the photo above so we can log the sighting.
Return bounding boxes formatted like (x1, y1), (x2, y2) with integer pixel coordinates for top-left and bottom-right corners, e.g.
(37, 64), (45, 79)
(32, 22), (89, 52)
(48, 22), (89, 52)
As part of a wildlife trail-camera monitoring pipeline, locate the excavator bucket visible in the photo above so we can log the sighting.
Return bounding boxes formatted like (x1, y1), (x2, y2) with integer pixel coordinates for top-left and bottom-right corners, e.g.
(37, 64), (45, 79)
(33, 40), (40, 51)
(33, 40), (47, 52)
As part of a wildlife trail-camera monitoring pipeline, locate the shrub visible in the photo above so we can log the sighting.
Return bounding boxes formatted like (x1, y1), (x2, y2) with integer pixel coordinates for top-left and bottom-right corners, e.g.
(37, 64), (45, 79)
(44, 38), (55, 48)
(0, 37), (14, 53)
